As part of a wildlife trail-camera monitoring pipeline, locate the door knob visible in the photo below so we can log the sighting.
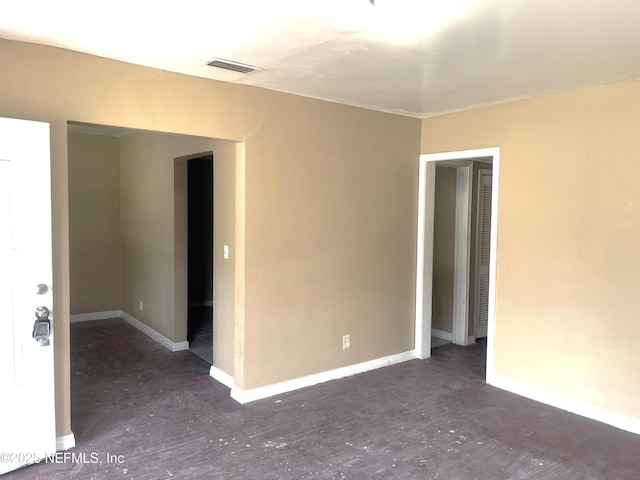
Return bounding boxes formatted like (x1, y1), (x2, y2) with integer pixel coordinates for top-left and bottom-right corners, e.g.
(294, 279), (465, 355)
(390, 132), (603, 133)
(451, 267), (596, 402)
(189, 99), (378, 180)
(36, 284), (49, 295)
(33, 306), (51, 346)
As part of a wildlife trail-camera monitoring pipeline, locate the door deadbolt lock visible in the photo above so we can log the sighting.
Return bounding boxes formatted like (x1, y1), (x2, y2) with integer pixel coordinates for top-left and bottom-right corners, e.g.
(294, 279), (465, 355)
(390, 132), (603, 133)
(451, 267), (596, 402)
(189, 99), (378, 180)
(33, 306), (51, 346)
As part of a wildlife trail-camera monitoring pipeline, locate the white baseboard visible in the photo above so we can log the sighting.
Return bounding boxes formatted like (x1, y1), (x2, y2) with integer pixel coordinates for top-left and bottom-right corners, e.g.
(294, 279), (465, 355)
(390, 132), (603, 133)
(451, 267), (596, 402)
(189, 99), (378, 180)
(56, 432), (76, 451)
(488, 373), (640, 436)
(71, 310), (190, 352)
(431, 328), (453, 341)
(120, 311), (189, 352)
(209, 366), (234, 389)
(70, 310), (122, 323)
(467, 335), (476, 344)
(231, 350), (416, 404)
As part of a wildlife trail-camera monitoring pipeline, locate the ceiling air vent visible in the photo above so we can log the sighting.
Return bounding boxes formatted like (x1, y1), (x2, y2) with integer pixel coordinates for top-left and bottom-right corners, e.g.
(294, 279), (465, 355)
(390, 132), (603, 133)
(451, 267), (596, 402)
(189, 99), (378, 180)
(206, 58), (261, 74)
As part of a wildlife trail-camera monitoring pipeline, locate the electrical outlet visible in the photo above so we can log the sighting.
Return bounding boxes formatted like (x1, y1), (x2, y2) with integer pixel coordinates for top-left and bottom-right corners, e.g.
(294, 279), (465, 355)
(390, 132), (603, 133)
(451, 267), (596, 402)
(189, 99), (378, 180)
(139, 300), (143, 311)
(342, 334), (351, 350)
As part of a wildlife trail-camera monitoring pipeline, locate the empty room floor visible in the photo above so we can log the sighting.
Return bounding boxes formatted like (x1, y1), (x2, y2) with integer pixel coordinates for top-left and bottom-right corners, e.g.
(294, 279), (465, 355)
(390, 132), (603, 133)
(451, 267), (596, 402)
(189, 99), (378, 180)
(6, 319), (640, 479)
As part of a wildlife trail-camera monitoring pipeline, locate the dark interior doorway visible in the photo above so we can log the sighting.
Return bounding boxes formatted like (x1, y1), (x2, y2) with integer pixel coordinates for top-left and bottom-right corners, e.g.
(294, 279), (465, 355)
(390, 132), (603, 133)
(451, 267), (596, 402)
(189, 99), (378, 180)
(187, 155), (213, 363)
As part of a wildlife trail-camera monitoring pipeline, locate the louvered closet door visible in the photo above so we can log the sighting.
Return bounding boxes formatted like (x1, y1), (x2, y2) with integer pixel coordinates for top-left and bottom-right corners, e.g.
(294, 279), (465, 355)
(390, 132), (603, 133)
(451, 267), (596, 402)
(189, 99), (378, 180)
(475, 172), (492, 339)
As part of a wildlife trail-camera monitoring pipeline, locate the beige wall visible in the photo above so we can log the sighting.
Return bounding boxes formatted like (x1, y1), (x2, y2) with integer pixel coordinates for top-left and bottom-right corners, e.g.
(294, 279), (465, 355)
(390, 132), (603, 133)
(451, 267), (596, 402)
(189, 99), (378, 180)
(422, 80), (640, 419)
(0, 39), (420, 437)
(69, 130), (238, 378)
(432, 166), (456, 333)
(68, 133), (121, 314)
(212, 142), (239, 376)
(242, 98), (419, 388)
(119, 131), (218, 341)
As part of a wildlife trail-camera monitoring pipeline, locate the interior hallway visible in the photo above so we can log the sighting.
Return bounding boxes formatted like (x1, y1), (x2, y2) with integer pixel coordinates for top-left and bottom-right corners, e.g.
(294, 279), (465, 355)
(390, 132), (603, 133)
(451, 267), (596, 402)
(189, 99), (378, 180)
(6, 319), (640, 480)
(188, 305), (213, 364)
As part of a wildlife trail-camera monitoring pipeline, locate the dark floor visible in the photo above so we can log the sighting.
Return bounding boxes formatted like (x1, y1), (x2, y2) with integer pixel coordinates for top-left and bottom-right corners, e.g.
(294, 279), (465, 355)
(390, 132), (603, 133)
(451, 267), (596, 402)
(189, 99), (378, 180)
(188, 305), (213, 363)
(7, 319), (640, 479)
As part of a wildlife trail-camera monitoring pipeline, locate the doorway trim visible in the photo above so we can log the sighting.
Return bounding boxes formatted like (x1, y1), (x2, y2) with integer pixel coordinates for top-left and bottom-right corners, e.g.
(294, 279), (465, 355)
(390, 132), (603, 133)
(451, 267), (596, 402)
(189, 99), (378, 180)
(414, 147), (500, 381)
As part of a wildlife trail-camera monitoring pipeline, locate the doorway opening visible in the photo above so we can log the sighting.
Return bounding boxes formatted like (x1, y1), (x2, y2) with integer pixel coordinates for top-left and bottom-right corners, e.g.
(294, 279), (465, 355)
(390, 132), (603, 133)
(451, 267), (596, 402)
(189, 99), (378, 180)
(67, 122), (243, 448)
(187, 155), (214, 363)
(414, 147), (500, 382)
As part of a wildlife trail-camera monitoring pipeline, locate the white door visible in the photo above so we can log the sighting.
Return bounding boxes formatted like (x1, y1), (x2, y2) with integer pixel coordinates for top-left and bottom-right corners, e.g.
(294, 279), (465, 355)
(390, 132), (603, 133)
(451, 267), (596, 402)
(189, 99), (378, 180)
(474, 171), (492, 339)
(0, 117), (56, 474)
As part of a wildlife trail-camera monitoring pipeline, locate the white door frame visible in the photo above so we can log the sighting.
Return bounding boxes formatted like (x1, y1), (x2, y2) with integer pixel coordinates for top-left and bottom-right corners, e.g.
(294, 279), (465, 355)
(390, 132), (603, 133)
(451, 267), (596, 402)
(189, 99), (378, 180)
(414, 147), (500, 381)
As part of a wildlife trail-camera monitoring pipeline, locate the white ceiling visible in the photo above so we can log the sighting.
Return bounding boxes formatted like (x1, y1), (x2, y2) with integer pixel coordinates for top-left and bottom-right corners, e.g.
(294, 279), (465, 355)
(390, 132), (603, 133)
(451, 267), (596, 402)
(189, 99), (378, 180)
(2, 0), (640, 118)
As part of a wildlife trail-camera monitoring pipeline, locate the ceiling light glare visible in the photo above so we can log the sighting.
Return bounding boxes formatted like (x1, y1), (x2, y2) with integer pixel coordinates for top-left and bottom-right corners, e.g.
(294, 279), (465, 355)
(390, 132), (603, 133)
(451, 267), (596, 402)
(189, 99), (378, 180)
(369, 0), (479, 43)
